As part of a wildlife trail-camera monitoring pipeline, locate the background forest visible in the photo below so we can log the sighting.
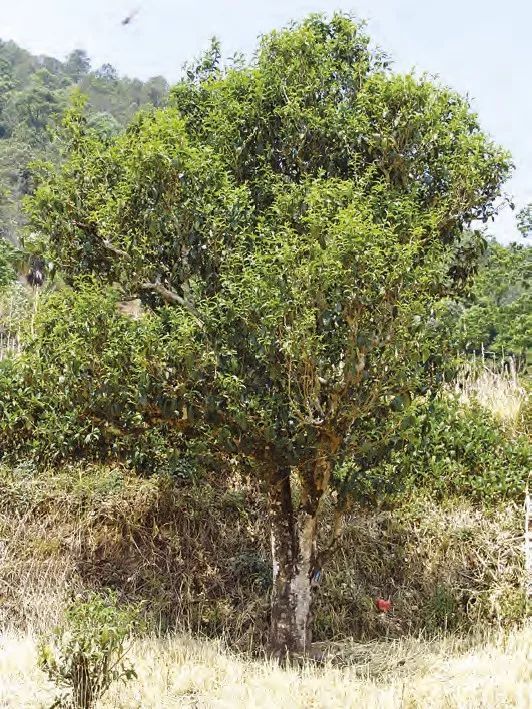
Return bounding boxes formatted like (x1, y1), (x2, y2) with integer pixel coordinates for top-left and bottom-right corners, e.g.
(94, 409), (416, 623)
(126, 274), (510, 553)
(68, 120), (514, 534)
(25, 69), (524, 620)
(0, 39), (168, 248)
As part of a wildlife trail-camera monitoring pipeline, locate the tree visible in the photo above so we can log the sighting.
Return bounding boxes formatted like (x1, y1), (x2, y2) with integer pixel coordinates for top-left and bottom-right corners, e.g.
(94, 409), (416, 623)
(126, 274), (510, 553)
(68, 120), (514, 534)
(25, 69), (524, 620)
(2, 74), (65, 147)
(0, 56), (15, 137)
(517, 203), (532, 238)
(86, 111), (122, 140)
(144, 76), (169, 107)
(65, 49), (91, 82)
(456, 240), (531, 361)
(0, 139), (37, 245)
(26, 15), (510, 655)
(94, 63), (118, 82)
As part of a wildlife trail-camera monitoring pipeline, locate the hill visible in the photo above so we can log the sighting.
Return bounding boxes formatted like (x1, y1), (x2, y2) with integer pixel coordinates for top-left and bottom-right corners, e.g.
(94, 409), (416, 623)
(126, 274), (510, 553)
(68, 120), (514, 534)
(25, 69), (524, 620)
(0, 38), (168, 246)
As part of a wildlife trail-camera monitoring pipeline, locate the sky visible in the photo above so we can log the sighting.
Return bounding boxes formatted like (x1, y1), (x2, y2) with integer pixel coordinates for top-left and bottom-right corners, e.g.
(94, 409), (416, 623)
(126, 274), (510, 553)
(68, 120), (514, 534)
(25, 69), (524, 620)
(1, 0), (530, 243)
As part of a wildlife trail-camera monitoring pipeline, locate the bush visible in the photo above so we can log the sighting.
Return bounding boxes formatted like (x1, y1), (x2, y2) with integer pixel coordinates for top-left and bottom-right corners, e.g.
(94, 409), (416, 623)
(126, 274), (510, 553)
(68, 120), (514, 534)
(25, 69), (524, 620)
(0, 238), (17, 290)
(38, 590), (141, 709)
(376, 395), (531, 503)
(0, 281), (206, 474)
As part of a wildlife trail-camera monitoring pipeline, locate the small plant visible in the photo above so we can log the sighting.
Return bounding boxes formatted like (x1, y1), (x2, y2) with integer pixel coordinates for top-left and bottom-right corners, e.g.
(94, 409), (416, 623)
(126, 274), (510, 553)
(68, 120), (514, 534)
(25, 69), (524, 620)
(38, 590), (142, 709)
(425, 585), (460, 631)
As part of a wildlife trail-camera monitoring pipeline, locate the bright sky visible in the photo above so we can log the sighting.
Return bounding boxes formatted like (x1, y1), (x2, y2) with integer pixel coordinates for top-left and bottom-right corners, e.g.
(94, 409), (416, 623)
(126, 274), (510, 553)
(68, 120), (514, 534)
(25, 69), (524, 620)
(1, 0), (530, 242)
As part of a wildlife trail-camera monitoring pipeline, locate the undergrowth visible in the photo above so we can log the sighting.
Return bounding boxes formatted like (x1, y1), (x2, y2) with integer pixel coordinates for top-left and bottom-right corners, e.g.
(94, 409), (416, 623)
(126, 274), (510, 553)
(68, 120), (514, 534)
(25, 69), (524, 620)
(0, 463), (527, 648)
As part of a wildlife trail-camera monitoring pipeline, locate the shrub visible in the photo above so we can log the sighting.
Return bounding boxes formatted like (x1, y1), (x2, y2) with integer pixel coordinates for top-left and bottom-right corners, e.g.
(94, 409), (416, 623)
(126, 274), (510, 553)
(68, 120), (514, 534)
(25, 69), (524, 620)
(38, 590), (141, 709)
(0, 238), (17, 290)
(375, 395), (531, 503)
(0, 281), (206, 475)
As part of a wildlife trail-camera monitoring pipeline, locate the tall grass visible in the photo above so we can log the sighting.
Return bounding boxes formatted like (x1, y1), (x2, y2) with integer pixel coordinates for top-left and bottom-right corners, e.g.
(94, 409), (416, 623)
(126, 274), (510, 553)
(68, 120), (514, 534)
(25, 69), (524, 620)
(1, 624), (530, 708)
(454, 356), (528, 427)
(0, 464), (526, 644)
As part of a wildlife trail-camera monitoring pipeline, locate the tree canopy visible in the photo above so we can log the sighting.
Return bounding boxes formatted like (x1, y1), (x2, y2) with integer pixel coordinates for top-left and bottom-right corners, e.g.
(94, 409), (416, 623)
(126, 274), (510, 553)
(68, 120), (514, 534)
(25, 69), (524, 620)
(457, 240), (531, 360)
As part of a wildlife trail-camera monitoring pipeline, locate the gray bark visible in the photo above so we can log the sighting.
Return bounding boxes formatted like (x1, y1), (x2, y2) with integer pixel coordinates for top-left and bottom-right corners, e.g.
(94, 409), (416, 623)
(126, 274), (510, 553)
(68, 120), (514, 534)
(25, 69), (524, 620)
(268, 466), (320, 656)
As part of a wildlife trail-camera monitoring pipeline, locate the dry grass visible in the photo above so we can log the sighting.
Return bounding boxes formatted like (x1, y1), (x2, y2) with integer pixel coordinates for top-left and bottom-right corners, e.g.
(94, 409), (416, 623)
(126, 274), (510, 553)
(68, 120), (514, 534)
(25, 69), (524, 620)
(0, 624), (530, 708)
(0, 464), (526, 643)
(454, 358), (529, 427)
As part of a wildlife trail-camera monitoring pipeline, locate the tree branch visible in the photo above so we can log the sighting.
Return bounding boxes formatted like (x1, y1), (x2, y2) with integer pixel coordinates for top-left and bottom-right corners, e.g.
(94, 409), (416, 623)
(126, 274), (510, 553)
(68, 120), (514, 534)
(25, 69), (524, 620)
(102, 238), (131, 260)
(72, 220), (131, 260)
(140, 282), (204, 325)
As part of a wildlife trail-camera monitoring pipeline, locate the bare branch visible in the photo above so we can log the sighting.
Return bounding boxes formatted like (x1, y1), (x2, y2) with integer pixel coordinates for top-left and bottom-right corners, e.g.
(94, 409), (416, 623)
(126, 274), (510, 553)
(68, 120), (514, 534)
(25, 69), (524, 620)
(140, 282), (204, 325)
(102, 239), (131, 260)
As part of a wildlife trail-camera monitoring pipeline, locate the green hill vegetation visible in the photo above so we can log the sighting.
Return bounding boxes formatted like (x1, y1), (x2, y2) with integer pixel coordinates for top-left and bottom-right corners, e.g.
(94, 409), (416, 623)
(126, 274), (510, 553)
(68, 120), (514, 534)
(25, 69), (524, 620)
(0, 39), (168, 248)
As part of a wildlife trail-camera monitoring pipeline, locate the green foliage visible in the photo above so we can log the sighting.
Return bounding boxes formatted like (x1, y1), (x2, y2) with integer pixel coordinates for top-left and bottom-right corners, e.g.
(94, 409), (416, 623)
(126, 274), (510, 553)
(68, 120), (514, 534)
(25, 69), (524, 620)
(64, 50), (91, 82)
(0, 283), (205, 473)
(0, 37), (169, 247)
(0, 237), (17, 289)
(0, 137), (36, 244)
(38, 590), (141, 709)
(23, 15), (511, 498)
(424, 585), (460, 631)
(517, 203), (532, 238)
(456, 241), (531, 360)
(372, 395), (531, 503)
(86, 111), (121, 141)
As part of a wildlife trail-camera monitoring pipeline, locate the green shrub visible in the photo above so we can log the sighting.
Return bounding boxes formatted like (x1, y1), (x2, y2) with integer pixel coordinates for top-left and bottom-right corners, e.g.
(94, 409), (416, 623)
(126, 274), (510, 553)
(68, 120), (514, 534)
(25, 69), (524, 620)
(0, 281), (206, 474)
(38, 591), (141, 709)
(424, 585), (460, 631)
(363, 395), (530, 504)
(0, 238), (17, 290)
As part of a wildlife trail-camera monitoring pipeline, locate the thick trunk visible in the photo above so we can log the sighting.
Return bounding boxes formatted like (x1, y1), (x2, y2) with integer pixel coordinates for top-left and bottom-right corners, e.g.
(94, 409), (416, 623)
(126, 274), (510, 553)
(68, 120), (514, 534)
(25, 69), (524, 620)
(268, 466), (320, 657)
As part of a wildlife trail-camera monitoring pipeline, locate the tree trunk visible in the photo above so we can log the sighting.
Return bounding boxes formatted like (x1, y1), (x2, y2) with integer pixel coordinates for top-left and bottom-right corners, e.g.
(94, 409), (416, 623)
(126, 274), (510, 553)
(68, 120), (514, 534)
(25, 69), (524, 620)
(268, 466), (321, 657)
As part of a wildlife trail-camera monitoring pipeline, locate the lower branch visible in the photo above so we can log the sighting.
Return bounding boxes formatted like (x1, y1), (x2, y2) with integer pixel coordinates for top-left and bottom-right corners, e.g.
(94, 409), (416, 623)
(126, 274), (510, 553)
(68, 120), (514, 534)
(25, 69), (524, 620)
(140, 282), (204, 325)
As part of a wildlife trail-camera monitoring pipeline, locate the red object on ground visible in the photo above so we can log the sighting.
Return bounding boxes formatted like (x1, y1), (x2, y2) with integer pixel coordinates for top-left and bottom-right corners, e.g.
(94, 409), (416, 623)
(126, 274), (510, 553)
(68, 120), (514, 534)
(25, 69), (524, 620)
(376, 598), (392, 613)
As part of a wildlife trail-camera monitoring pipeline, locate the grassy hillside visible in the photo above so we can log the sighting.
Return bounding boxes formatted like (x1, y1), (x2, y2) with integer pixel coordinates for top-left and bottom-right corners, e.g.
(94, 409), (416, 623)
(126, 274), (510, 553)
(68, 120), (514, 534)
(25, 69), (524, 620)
(0, 462), (527, 644)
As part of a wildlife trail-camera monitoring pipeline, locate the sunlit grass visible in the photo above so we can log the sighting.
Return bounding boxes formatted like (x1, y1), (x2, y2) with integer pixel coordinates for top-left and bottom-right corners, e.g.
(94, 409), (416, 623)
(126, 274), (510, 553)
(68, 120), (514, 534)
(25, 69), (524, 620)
(1, 624), (531, 708)
(454, 358), (528, 427)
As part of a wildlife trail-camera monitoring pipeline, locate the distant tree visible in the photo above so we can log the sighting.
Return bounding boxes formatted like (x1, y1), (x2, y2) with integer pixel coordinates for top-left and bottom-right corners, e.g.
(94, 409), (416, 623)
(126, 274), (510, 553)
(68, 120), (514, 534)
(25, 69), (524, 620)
(0, 55), (14, 95)
(0, 135), (43, 246)
(457, 241), (531, 360)
(2, 69), (66, 147)
(65, 49), (91, 82)
(86, 111), (122, 140)
(95, 63), (118, 82)
(24, 15), (511, 655)
(0, 40), (37, 85)
(517, 203), (532, 238)
(144, 76), (169, 107)
(0, 57), (14, 138)
(0, 38), (172, 248)
(38, 55), (65, 76)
